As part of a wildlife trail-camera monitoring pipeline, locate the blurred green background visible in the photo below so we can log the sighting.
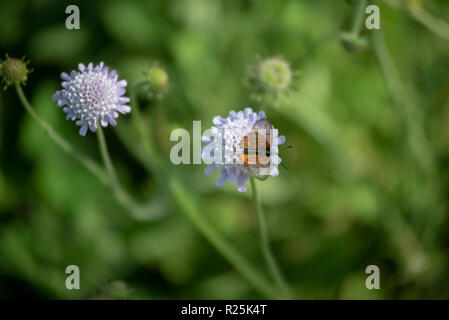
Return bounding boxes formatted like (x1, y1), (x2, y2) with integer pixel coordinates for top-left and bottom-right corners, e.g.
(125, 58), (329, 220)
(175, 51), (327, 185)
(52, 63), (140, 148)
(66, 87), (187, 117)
(1, 0), (449, 299)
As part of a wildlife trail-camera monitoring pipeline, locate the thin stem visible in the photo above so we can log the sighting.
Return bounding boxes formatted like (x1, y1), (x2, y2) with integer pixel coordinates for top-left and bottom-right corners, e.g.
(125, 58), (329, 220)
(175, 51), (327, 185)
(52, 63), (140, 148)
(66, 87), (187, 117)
(250, 177), (292, 299)
(372, 30), (434, 173)
(119, 81), (289, 298)
(408, 3), (449, 42)
(96, 126), (119, 191)
(15, 84), (108, 185)
(384, 0), (449, 42)
(129, 81), (162, 171)
(169, 177), (281, 299)
(15, 84), (161, 221)
(117, 102), (281, 299)
(96, 125), (163, 221)
(351, 0), (368, 35)
(372, 30), (437, 258)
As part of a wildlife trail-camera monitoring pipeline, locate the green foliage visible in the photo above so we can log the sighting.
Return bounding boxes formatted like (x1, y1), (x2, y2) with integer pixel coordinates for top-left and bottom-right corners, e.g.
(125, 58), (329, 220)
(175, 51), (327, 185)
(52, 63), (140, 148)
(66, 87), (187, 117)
(1, 0), (449, 299)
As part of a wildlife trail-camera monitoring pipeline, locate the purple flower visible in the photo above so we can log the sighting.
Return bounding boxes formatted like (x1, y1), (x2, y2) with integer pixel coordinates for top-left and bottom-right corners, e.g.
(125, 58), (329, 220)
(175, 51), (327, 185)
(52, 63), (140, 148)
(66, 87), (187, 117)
(52, 62), (131, 136)
(202, 108), (286, 192)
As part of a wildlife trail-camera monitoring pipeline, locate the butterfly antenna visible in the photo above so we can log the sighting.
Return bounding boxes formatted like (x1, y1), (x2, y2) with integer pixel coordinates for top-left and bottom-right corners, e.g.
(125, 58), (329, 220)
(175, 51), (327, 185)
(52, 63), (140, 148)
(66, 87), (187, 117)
(279, 145), (291, 170)
(279, 145), (293, 152)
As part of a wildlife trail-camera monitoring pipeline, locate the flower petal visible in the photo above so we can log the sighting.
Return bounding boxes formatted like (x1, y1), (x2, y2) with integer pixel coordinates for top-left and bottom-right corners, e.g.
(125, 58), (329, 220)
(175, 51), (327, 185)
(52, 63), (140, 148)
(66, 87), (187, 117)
(61, 72), (71, 81)
(278, 135), (286, 145)
(116, 105), (131, 114)
(215, 168), (228, 186)
(204, 164), (219, 176)
(78, 63), (86, 72)
(270, 165), (279, 177)
(79, 123), (88, 136)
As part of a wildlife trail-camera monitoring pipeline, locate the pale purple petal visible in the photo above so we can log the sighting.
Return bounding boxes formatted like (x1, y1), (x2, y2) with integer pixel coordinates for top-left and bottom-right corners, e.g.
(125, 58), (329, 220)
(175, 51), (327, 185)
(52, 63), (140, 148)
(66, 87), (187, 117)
(61, 72), (71, 81)
(79, 123), (88, 136)
(215, 168), (228, 186)
(78, 63), (86, 72)
(204, 164), (219, 176)
(278, 135), (286, 145)
(116, 105), (131, 114)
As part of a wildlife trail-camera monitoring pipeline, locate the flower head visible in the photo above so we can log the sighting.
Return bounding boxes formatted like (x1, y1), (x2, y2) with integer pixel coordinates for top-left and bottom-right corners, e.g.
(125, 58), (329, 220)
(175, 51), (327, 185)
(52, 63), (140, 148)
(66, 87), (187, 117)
(52, 62), (130, 136)
(245, 55), (299, 107)
(0, 54), (32, 89)
(202, 108), (286, 192)
(147, 65), (170, 97)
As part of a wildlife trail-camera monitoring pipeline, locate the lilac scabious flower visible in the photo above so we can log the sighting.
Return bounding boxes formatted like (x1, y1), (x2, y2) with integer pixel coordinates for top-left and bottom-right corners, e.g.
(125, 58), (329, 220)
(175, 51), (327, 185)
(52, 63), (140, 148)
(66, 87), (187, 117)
(52, 62), (130, 136)
(202, 108), (286, 192)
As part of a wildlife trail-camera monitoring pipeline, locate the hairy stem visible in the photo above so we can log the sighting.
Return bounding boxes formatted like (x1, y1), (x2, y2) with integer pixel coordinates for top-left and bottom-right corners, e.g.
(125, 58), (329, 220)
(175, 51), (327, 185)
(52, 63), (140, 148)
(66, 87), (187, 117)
(384, 0), (449, 42)
(372, 30), (434, 173)
(96, 126), (119, 191)
(351, 0), (368, 35)
(118, 80), (290, 298)
(129, 81), (162, 171)
(170, 177), (282, 299)
(96, 125), (163, 221)
(15, 84), (108, 185)
(250, 177), (293, 299)
(16, 84), (161, 221)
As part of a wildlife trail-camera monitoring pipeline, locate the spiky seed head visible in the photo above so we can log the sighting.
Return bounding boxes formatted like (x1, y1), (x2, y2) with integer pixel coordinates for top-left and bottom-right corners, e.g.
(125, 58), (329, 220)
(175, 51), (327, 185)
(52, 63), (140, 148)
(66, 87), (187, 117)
(0, 55), (32, 89)
(245, 55), (299, 107)
(257, 56), (292, 92)
(201, 108), (286, 192)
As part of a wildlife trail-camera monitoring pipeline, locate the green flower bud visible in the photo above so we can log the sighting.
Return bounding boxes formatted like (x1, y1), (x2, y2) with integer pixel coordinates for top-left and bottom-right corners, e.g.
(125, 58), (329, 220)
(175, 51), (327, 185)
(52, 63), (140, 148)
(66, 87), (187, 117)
(147, 65), (170, 96)
(257, 56), (292, 92)
(0, 54), (32, 89)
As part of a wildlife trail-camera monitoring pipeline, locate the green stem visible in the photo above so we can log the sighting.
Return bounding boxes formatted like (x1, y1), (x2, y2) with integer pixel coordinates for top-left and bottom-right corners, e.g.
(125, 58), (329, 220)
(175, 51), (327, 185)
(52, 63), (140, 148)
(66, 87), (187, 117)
(384, 0), (449, 42)
(96, 126), (163, 221)
(407, 3), (449, 42)
(96, 126), (119, 190)
(120, 81), (288, 298)
(15, 84), (161, 221)
(15, 84), (108, 185)
(117, 110), (281, 298)
(351, 0), (368, 35)
(129, 81), (162, 171)
(372, 30), (434, 173)
(372, 30), (440, 251)
(170, 177), (281, 299)
(250, 177), (292, 299)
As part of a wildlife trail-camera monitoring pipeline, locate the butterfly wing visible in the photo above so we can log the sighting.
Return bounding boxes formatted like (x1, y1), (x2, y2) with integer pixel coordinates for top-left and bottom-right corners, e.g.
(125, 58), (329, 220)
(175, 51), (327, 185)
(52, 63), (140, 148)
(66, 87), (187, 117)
(253, 118), (273, 130)
(239, 132), (258, 149)
(240, 153), (270, 167)
(254, 153), (271, 167)
(255, 130), (271, 150)
(250, 118), (273, 178)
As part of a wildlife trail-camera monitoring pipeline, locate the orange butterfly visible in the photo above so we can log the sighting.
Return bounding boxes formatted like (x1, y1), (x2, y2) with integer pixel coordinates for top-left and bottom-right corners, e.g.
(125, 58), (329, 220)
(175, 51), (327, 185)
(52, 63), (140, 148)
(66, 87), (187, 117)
(239, 118), (273, 180)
